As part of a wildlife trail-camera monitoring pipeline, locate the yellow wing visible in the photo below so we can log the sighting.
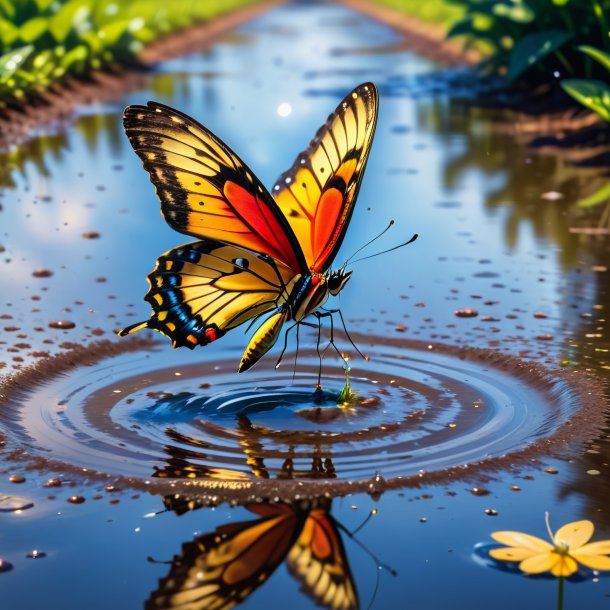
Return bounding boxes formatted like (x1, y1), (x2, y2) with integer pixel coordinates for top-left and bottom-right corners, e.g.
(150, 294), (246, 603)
(145, 503), (302, 610)
(119, 240), (300, 349)
(272, 83), (378, 272)
(286, 507), (359, 610)
(124, 102), (306, 274)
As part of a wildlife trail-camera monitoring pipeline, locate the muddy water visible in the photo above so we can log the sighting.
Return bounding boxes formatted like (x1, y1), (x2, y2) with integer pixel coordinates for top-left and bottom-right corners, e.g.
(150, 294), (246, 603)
(2, 3), (610, 610)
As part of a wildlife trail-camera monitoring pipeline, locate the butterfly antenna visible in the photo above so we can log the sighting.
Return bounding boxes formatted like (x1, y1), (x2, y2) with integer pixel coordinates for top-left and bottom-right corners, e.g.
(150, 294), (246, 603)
(342, 220), (395, 269)
(349, 233), (419, 266)
(335, 511), (397, 576)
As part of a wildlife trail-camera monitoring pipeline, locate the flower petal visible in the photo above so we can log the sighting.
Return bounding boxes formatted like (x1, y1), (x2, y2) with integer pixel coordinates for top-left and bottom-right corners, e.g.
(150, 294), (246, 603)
(491, 531), (553, 552)
(574, 540), (610, 556)
(554, 520), (593, 550)
(519, 552), (560, 574)
(571, 551), (610, 571)
(490, 547), (538, 562)
(551, 555), (578, 577)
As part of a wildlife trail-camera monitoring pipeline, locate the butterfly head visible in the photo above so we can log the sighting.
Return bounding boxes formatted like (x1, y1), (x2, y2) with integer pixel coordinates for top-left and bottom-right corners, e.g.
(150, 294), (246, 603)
(326, 269), (352, 296)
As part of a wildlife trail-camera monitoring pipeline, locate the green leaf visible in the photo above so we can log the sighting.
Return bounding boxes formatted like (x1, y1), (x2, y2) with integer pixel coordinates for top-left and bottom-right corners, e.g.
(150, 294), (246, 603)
(0, 0), (15, 19)
(577, 45), (610, 73)
(578, 182), (610, 208)
(48, 0), (91, 43)
(98, 19), (131, 46)
(507, 29), (572, 82)
(492, 2), (534, 23)
(561, 78), (610, 121)
(34, 0), (56, 11)
(19, 17), (49, 44)
(447, 16), (478, 38)
(60, 43), (88, 72)
(0, 16), (20, 47)
(0, 45), (34, 82)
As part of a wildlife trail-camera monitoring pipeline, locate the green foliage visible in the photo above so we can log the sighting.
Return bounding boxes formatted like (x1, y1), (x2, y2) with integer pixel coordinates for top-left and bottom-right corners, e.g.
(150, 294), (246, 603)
(0, 0), (259, 107)
(562, 46), (610, 122)
(445, 0), (610, 87)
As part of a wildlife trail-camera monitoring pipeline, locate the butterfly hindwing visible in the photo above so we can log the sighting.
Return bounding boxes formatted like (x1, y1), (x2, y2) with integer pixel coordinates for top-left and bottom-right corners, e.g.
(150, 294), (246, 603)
(272, 83), (378, 272)
(119, 241), (300, 349)
(123, 102), (307, 274)
(287, 507), (358, 610)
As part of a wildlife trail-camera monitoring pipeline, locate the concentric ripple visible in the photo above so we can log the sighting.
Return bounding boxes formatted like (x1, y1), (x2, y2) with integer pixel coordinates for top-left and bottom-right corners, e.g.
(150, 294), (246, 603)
(0, 338), (602, 498)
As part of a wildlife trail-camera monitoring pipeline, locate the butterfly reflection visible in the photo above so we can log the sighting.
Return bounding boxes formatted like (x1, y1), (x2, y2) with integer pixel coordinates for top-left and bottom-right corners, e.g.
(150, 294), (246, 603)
(153, 425), (337, 481)
(146, 496), (358, 610)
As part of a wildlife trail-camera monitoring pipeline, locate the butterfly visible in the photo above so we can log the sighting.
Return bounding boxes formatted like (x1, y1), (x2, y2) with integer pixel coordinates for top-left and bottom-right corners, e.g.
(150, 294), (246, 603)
(119, 83), (381, 377)
(146, 498), (358, 610)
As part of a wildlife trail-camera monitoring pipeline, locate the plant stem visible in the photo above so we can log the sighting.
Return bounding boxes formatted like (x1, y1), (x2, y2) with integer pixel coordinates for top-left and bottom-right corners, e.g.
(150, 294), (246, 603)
(591, 0), (610, 52)
(557, 576), (565, 610)
(554, 49), (575, 75)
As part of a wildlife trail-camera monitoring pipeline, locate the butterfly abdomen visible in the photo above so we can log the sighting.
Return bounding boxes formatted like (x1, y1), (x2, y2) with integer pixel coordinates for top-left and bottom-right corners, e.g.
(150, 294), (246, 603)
(239, 309), (289, 372)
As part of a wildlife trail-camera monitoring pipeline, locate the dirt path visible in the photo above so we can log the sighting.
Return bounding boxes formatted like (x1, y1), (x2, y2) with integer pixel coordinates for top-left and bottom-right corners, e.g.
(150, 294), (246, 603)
(330, 0), (481, 65)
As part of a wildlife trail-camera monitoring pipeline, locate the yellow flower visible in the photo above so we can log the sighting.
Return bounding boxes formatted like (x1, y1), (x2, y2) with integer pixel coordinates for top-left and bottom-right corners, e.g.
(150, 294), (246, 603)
(490, 514), (610, 577)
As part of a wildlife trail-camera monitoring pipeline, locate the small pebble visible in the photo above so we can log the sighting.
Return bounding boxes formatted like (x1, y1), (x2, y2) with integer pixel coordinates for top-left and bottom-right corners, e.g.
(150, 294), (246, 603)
(0, 495), (34, 512)
(67, 495), (85, 504)
(32, 269), (53, 278)
(9, 475), (25, 484)
(484, 509), (498, 516)
(0, 559), (13, 573)
(587, 470), (601, 476)
(454, 308), (478, 318)
(545, 467), (558, 474)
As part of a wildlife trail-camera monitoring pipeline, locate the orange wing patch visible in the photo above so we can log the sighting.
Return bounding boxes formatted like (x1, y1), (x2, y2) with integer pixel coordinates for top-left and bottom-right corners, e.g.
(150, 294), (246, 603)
(124, 102), (306, 274)
(273, 83), (378, 272)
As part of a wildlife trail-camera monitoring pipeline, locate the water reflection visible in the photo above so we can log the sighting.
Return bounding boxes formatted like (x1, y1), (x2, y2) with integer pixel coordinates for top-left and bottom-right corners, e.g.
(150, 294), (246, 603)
(147, 496), (358, 610)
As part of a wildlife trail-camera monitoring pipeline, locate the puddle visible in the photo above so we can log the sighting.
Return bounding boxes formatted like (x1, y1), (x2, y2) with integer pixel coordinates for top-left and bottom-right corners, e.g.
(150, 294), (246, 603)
(2, 2), (610, 609)
(0, 338), (602, 502)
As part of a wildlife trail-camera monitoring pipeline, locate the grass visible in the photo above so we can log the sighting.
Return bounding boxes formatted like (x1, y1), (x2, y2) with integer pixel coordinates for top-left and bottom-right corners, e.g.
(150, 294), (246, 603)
(0, 0), (262, 110)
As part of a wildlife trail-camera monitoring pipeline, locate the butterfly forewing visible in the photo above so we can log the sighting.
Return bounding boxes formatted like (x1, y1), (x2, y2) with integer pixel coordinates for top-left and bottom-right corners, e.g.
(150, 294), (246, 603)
(145, 503), (303, 610)
(123, 102), (307, 274)
(119, 241), (299, 349)
(272, 83), (378, 272)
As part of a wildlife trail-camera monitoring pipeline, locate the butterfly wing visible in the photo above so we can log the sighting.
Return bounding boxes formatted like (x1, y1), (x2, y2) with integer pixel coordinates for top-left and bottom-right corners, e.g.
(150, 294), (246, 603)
(286, 507), (358, 610)
(118, 241), (300, 349)
(272, 82), (378, 273)
(145, 503), (303, 610)
(123, 101), (307, 274)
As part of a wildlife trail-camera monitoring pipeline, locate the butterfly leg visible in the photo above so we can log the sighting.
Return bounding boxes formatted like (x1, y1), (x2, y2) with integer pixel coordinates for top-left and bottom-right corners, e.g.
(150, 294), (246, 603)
(276, 322), (298, 369)
(314, 311), (347, 364)
(324, 308), (369, 362)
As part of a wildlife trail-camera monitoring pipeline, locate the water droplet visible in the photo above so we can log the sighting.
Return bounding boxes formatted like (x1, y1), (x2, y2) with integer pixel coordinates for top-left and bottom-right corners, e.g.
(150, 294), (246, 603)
(26, 550), (46, 559)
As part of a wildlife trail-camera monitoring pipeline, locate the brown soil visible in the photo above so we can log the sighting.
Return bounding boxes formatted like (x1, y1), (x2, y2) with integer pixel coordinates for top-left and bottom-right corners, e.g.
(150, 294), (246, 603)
(0, 0), (286, 153)
(330, 0), (482, 66)
(0, 336), (605, 506)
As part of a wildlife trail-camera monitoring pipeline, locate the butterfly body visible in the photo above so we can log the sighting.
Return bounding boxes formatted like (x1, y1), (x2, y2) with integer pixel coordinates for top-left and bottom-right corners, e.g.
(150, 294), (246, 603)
(119, 83), (379, 374)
